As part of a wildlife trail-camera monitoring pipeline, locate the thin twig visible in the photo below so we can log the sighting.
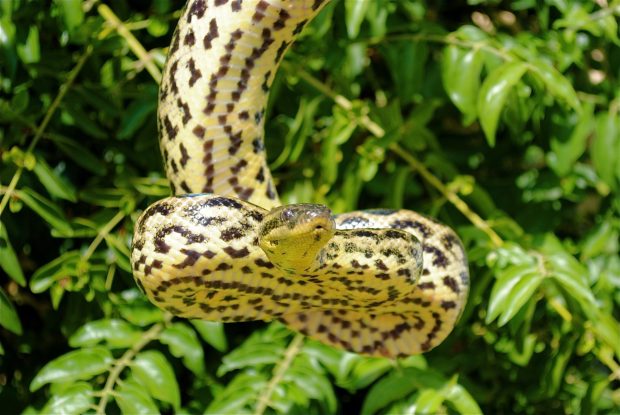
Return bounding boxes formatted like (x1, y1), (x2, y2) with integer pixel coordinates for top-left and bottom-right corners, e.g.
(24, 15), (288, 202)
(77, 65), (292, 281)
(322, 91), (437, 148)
(288, 64), (504, 247)
(389, 144), (504, 247)
(97, 4), (162, 83)
(0, 45), (93, 218)
(253, 333), (305, 415)
(95, 322), (165, 414)
(80, 210), (127, 270)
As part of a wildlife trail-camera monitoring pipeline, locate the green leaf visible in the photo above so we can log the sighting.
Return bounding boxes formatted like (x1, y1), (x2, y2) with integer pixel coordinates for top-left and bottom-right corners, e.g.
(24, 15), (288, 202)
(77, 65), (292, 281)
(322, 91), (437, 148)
(55, 0), (85, 34)
(217, 344), (284, 376)
(41, 382), (93, 415)
(497, 271), (543, 326)
(205, 371), (267, 415)
(341, 357), (393, 391)
(283, 354), (337, 413)
(159, 322), (205, 375)
(61, 102), (108, 139)
(592, 111), (620, 189)
(69, 319), (142, 349)
(30, 251), (81, 293)
(442, 380), (483, 414)
(361, 368), (426, 415)
(588, 310), (620, 358)
(477, 61), (528, 146)
(49, 134), (107, 176)
(548, 105), (594, 176)
(0, 17), (17, 78)
(0, 220), (26, 286)
(131, 350), (180, 409)
(382, 41), (429, 104)
(115, 377), (161, 414)
(580, 221), (618, 260)
(442, 46), (484, 124)
(0, 286), (22, 335)
(190, 320), (228, 352)
(104, 233), (132, 272)
(117, 289), (165, 327)
(303, 340), (359, 386)
(30, 347), (113, 391)
(16, 25), (40, 64)
(344, 0), (370, 38)
(117, 94), (157, 139)
(14, 188), (73, 235)
(529, 59), (581, 112)
(413, 389), (444, 414)
(487, 263), (537, 324)
(32, 156), (77, 202)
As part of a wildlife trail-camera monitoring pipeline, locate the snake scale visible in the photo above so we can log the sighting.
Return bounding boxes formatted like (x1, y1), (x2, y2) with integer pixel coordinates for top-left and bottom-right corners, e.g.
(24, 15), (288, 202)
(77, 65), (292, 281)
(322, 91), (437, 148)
(131, 0), (469, 358)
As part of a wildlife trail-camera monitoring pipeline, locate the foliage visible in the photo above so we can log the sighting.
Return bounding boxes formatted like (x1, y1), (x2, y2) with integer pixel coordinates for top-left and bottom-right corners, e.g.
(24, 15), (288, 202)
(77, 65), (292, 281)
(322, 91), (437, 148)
(1, 0), (619, 413)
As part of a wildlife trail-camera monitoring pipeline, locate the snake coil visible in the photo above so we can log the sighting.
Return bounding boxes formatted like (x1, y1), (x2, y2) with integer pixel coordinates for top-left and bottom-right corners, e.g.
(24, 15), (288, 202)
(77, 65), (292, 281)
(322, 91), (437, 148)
(131, 0), (469, 358)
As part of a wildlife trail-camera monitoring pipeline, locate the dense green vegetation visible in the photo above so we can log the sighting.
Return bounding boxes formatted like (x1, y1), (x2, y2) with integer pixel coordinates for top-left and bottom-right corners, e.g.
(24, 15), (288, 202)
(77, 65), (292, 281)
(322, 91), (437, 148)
(1, 0), (619, 413)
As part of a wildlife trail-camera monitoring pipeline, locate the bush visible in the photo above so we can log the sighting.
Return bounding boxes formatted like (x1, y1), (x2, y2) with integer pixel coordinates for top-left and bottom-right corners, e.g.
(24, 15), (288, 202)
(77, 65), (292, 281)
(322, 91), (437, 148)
(1, 1), (619, 413)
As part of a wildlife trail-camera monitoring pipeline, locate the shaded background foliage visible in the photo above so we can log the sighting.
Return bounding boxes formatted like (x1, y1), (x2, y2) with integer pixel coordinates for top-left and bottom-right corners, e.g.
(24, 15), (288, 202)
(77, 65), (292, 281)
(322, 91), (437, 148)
(1, 0), (619, 413)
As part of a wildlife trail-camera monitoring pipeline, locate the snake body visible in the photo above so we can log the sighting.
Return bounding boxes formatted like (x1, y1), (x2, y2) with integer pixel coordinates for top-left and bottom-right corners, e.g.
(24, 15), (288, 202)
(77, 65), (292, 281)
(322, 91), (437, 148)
(131, 0), (469, 358)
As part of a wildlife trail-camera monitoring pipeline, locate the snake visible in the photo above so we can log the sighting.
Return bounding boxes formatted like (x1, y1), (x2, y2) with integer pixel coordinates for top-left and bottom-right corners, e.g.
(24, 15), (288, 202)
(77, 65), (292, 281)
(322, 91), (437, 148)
(131, 0), (469, 359)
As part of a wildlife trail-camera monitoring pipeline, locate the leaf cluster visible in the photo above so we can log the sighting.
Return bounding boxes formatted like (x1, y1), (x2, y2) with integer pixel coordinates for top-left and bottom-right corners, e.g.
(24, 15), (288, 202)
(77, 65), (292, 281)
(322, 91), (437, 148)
(1, 0), (619, 414)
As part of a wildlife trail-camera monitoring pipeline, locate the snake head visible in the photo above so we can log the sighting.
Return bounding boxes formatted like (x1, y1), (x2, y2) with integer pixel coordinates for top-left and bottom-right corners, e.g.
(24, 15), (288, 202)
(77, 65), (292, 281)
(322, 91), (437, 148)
(258, 204), (336, 273)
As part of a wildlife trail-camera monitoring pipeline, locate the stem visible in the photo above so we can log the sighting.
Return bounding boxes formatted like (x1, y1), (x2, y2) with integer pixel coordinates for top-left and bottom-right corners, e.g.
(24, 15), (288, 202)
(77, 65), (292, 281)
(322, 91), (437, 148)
(81, 210), (127, 270)
(96, 322), (164, 415)
(389, 144), (504, 247)
(98, 4), (162, 83)
(0, 45), (93, 218)
(288, 65), (503, 247)
(253, 333), (304, 415)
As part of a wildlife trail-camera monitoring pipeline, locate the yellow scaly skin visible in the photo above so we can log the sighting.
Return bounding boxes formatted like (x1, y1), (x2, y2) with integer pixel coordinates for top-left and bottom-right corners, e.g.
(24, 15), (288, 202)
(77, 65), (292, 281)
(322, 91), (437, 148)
(131, 0), (470, 358)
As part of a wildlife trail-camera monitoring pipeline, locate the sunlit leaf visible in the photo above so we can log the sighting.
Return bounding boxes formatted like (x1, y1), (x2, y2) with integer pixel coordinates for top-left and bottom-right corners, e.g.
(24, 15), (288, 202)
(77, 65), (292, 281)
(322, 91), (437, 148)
(160, 322), (205, 375)
(16, 25), (39, 64)
(592, 111), (620, 189)
(115, 377), (161, 414)
(529, 59), (580, 112)
(497, 271), (543, 326)
(477, 61), (528, 146)
(191, 319), (228, 352)
(217, 344), (284, 376)
(487, 263), (537, 324)
(41, 382), (93, 415)
(131, 350), (181, 409)
(442, 46), (484, 124)
(30, 347), (113, 391)
(344, 0), (370, 38)
(361, 367), (439, 415)
(69, 319), (142, 349)
(205, 371), (266, 415)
